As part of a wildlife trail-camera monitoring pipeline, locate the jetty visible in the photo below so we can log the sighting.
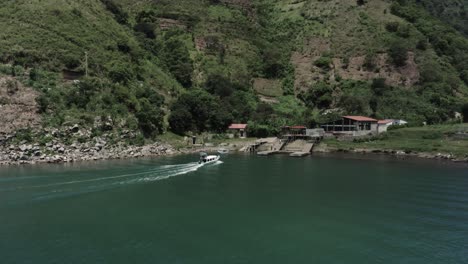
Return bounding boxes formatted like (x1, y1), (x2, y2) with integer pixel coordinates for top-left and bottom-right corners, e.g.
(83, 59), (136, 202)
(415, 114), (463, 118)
(253, 127), (323, 157)
(289, 142), (315, 157)
(257, 150), (277, 156)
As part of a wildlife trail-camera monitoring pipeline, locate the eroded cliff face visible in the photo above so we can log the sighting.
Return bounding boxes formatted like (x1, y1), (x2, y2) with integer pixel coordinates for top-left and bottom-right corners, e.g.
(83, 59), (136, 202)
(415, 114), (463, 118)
(292, 50), (420, 93)
(0, 76), (41, 135)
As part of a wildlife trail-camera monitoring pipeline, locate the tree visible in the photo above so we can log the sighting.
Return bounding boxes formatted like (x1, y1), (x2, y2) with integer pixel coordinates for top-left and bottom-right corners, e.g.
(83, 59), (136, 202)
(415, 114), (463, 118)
(420, 62), (443, 83)
(136, 98), (164, 137)
(205, 74), (235, 97)
(136, 10), (158, 24)
(252, 103), (274, 122)
(371, 78), (387, 96)
(225, 91), (257, 122)
(262, 46), (286, 78)
(134, 23), (156, 39)
(100, 0), (128, 24)
(66, 77), (102, 109)
(113, 85), (139, 111)
(388, 42), (408, 67)
(134, 11), (158, 39)
(385, 22), (400, 32)
(461, 103), (468, 123)
(314, 56), (332, 70)
(460, 70), (468, 84)
(339, 95), (368, 115)
(301, 82), (333, 109)
(162, 38), (193, 88)
(209, 107), (233, 133)
(169, 108), (193, 135)
(108, 61), (133, 84)
(168, 90), (231, 134)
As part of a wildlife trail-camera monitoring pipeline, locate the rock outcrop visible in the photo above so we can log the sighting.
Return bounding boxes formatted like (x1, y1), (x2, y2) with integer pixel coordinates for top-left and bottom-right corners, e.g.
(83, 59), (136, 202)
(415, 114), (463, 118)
(0, 126), (177, 166)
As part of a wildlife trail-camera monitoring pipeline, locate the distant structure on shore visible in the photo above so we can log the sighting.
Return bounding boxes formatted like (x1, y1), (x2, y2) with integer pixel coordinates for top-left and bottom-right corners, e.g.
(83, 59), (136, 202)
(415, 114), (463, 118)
(320, 116), (408, 137)
(228, 123), (248, 138)
(321, 116), (379, 136)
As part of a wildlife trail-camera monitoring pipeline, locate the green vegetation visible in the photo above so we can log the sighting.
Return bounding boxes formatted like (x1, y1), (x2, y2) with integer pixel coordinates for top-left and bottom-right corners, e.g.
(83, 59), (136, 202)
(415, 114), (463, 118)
(324, 124), (468, 158)
(414, 0), (468, 36)
(0, 0), (467, 139)
(314, 56), (332, 70)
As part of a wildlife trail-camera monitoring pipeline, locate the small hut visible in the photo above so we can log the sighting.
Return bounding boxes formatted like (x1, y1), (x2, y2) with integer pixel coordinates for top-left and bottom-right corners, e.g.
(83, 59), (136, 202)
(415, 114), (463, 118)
(282, 126), (307, 140)
(377, 119), (394, 133)
(228, 124), (248, 138)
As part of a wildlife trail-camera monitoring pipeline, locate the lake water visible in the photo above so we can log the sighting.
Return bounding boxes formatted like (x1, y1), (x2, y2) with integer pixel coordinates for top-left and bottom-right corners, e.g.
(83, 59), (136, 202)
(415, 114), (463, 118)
(0, 154), (467, 264)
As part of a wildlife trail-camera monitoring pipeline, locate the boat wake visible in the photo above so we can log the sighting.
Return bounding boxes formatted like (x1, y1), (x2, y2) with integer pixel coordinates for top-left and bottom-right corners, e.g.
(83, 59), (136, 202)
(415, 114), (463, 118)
(1, 161), (221, 204)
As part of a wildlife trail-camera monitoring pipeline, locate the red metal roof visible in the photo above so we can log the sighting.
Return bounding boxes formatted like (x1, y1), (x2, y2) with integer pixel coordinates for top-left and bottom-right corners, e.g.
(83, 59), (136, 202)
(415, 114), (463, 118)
(378, 119), (394, 124)
(228, 124), (247, 129)
(343, 116), (378, 122)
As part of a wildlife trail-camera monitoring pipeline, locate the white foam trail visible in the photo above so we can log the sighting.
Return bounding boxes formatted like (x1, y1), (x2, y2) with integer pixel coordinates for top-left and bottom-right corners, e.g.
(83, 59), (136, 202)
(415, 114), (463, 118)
(0, 170), (151, 192)
(21, 162), (209, 201)
(132, 163), (204, 183)
(0, 163), (203, 192)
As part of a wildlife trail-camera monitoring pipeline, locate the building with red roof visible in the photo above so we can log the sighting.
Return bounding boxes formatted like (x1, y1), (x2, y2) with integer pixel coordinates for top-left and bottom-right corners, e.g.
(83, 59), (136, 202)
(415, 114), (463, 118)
(378, 119), (394, 125)
(377, 119), (394, 133)
(228, 123), (248, 138)
(228, 124), (247, 130)
(321, 116), (378, 136)
(343, 116), (378, 122)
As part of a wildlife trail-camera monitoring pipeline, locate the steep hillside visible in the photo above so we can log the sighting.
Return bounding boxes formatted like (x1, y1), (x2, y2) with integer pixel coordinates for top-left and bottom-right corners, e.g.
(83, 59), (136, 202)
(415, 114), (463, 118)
(0, 0), (181, 137)
(261, 0), (467, 125)
(0, 0), (467, 140)
(416, 0), (468, 36)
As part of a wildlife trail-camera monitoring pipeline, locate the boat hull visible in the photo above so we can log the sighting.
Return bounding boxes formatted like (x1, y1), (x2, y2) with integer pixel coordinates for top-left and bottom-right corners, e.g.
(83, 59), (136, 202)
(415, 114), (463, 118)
(199, 155), (220, 165)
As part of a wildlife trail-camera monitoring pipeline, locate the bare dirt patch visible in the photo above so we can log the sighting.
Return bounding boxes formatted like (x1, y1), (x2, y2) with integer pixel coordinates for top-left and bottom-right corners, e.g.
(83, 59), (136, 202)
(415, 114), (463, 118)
(253, 78), (283, 97)
(291, 47), (419, 92)
(334, 52), (419, 87)
(0, 76), (41, 134)
(258, 95), (279, 104)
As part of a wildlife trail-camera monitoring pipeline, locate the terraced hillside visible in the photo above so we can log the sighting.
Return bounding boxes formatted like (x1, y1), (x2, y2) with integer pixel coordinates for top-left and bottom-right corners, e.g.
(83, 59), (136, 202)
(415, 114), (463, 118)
(0, 0), (467, 139)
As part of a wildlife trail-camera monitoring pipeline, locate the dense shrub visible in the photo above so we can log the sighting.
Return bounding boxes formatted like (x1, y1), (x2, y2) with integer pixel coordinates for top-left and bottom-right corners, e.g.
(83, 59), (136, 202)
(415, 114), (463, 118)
(108, 61), (134, 84)
(300, 82), (333, 109)
(162, 37), (193, 88)
(388, 42), (408, 67)
(385, 22), (400, 32)
(314, 56), (332, 70)
(100, 0), (128, 24)
(169, 90), (232, 135)
(205, 74), (235, 97)
(262, 46), (287, 78)
(135, 98), (164, 137)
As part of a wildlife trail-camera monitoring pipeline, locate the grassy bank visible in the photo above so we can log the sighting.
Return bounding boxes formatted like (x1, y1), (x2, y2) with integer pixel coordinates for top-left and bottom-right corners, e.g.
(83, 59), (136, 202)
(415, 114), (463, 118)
(322, 124), (468, 158)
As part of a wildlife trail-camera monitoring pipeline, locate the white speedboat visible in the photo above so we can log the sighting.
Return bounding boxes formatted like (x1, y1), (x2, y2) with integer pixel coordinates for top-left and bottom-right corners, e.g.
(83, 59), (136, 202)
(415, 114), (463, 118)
(198, 152), (220, 165)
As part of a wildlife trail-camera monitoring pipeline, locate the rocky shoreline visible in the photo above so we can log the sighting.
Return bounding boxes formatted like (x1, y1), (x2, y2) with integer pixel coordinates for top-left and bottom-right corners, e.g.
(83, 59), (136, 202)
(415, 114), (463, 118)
(0, 139), (234, 166)
(1, 128), (467, 166)
(312, 145), (468, 163)
(0, 124), (185, 166)
(0, 141), (180, 166)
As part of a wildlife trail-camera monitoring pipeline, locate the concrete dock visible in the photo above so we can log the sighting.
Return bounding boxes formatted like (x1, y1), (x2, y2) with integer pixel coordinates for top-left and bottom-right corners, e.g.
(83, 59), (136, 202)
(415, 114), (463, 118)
(254, 139), (316, 157)
(289, 152), (310, 157)
(257, 151), (278, 156)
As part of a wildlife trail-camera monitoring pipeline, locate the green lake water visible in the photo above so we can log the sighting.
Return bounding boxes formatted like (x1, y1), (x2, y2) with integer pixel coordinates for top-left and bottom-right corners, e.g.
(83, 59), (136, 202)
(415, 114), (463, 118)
(0, 154), (467, 263)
